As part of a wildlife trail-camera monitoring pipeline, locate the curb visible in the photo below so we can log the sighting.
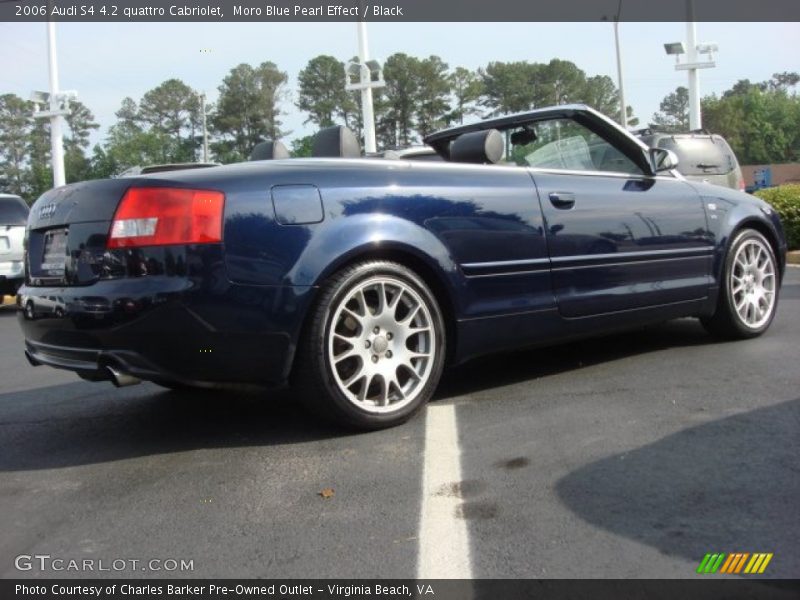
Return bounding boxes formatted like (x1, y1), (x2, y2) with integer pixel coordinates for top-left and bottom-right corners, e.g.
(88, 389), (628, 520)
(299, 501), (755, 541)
(787, 251), (800, 266)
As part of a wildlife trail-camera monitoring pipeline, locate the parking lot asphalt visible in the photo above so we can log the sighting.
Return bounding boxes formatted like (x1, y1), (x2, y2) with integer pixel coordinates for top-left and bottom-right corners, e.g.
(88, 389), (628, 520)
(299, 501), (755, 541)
(1, 268), (798, 580)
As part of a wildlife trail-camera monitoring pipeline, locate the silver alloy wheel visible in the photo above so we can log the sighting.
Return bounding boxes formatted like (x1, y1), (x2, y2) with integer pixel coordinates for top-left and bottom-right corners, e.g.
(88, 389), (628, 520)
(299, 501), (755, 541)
(730, 237), (776, 329)
(327, 276), (436, 413)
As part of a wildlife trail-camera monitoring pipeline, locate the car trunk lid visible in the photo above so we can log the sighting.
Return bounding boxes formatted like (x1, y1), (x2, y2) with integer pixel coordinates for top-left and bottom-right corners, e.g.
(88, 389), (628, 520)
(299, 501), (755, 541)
(26, 179), (133, 286)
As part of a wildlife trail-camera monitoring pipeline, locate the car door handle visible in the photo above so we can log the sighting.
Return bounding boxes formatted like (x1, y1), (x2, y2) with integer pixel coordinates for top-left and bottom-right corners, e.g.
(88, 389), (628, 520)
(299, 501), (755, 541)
(549, 192), (575, 209)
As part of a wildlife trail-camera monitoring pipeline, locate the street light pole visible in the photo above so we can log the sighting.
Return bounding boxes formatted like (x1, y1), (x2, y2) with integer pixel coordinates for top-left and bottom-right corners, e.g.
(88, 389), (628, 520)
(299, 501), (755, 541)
(356, 20), (377, 154)
(46, 21), (66, 188)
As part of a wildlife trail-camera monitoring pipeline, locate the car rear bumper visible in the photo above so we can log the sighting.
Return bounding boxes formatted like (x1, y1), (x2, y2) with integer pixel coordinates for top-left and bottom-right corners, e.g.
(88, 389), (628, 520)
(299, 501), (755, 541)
(0, 257), (24, 294)
(0, 275), (23, 295)
(16, 277), (315, 387)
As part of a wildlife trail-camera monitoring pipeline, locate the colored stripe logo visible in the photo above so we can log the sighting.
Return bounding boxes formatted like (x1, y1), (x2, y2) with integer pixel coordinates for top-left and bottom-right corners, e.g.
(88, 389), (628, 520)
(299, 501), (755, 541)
(697, 552), (773, 574)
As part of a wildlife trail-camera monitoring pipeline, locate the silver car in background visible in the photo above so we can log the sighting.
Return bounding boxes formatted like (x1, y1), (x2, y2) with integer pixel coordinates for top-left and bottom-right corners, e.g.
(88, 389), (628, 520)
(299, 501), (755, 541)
(637, 131), (746, 191)
(0, 193), (29, 298)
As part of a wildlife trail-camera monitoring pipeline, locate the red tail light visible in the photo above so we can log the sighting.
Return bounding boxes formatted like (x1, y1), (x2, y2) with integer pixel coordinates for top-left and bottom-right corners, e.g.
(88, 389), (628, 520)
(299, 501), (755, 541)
(739, 178), (746, 192)
(108, 187), (224, 249)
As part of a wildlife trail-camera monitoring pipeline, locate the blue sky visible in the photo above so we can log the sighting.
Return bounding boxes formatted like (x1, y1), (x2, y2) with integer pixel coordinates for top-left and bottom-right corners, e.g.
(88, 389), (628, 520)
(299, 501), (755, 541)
(1, 21), (798, 148)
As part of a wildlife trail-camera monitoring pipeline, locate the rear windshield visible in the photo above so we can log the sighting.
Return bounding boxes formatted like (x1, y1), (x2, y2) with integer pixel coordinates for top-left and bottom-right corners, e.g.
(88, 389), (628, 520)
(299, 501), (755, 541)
(0, 197), (29, 226)
(657, 137), (737, 176)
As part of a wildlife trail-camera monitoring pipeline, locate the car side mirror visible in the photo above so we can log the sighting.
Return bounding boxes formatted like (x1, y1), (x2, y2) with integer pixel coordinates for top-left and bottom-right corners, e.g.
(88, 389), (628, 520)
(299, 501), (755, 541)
(650, 148), (679, 173)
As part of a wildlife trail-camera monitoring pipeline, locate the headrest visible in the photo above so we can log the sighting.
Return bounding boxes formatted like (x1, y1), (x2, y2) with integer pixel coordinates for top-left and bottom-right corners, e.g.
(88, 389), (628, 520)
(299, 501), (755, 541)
(450, 129), (504, 164)
(312, 126), (361, 158)
(250, 140), (290, 161)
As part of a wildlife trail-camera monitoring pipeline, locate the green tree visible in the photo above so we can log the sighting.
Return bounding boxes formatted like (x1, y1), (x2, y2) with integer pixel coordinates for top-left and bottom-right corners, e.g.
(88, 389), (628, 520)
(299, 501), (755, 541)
(138, 78), (201, 162)
(651, 86), (690, 132)
(378, 53), (422, 147)
(414, 56), (451, 138)
(0, 94), (32, 197)
(212, 62), (289, 162)
(99, 97), (165, 170)
(703, 84), (800, 164)
(290, 135), (315, 157)
(297, 55), (357, 128)
(479, 61), (546, 116)
(767, 71), (800, 92)
(447, 67), (483, 125)
(541, 59), (586, 105)
(64, 100), (99, 183)
(88, 144), (118, 180)
(581, 75), (620, 118)
(27, 119), (52, 200)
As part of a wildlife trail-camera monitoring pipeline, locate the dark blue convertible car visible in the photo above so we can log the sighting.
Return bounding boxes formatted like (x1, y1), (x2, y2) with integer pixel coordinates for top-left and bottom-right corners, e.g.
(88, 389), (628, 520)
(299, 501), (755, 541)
(18, 105), (787, 428)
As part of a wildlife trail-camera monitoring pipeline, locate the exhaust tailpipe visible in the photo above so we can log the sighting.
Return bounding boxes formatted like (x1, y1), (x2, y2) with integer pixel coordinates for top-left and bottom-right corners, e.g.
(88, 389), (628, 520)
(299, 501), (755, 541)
(105, 366), (141, 387)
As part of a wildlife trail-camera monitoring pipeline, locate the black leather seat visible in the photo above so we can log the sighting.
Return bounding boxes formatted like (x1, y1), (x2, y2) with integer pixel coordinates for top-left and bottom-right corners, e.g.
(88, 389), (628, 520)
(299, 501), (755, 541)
(312, 126), (361, 158)
(250, 140), (290, 161)
(449, 129), (504, 164)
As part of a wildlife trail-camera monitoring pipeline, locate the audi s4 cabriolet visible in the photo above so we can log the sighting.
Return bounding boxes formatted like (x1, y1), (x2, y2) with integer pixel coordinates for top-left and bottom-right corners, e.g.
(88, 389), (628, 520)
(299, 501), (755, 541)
(17, 105), (787, 429)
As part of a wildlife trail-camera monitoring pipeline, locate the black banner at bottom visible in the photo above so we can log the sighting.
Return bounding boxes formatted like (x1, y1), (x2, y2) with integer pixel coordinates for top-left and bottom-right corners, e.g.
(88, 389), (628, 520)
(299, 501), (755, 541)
(4, 580), (800, 600)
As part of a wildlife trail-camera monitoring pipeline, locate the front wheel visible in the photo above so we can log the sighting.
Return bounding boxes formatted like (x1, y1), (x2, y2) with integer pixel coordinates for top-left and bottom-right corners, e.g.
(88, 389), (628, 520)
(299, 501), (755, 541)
(701, 229), (779, 339)
(295, 260), (446, 429)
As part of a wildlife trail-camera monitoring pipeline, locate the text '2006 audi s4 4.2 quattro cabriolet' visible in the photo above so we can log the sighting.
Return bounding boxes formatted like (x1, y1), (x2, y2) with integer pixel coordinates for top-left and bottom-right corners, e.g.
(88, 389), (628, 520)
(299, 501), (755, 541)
(17, 105), (787, 429)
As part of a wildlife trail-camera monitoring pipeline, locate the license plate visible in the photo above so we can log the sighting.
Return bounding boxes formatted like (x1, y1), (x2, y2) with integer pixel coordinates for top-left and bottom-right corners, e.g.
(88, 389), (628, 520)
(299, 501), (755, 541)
(41, 228), (68, 274)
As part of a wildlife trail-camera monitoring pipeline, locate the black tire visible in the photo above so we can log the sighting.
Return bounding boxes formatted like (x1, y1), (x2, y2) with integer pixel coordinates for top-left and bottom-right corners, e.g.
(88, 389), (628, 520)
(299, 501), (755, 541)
(294, 260), (447, 430)
(701, 229), (779, 339)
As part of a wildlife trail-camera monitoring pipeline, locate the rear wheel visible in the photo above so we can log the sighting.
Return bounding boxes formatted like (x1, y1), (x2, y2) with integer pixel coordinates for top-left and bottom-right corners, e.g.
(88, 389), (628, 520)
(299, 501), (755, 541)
(701, 229), (779, 339)
(295, 260), (446, 429)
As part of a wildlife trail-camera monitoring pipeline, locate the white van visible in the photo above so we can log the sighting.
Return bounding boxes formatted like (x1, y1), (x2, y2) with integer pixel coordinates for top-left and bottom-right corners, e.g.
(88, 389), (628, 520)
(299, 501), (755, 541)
(0, 194), (29, 298)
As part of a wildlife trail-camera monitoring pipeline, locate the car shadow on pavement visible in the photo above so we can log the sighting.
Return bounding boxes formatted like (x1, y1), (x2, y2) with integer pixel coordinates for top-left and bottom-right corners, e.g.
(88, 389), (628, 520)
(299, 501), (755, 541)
(435, 318), (717, 400)
(555, 397), (800, 577)
(0, 319), (725, 472)
(0, 382), (348, 472)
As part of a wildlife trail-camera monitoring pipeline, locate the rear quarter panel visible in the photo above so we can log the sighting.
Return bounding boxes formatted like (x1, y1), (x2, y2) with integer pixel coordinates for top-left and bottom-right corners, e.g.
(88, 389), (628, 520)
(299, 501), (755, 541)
(158, 158), (560, 365)
(207, 159), (553, 323)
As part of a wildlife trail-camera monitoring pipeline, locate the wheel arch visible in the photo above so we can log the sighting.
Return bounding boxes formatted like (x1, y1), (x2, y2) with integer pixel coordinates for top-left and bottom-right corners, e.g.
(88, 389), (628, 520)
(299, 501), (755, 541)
(292, 243), (460, 377)
(727, 217), (785, 284)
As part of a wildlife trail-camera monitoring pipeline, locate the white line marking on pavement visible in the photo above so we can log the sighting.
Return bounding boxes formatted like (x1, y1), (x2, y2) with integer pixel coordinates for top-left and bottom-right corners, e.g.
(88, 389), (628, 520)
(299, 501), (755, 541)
(417, 402), (472, 579)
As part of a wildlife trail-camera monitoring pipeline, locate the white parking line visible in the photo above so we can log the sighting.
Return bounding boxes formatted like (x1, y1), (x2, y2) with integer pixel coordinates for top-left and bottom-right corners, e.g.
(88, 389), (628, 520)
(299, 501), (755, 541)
(417, 402), (472, 579)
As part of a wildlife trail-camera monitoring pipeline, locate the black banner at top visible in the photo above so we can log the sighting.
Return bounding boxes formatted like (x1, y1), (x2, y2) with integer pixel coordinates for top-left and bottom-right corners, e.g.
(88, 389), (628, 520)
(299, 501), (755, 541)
(3, 0), (800, 22)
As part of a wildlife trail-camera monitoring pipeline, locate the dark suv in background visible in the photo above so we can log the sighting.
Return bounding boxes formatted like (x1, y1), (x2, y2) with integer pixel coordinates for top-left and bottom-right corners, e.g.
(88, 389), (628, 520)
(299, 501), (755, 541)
(636, 130), (745, 191)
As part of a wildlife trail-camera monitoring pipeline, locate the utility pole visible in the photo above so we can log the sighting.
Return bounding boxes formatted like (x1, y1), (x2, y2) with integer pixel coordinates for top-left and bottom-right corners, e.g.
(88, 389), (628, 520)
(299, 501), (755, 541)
(345, 20), (384, 154)
(199, 92), (209, 162)
(46, 21), (65, 187)
(357, 21), (376, 153)
(685, 19), (701, 130)
(31, 21), (74, 189)
(613, 17), (627, 127)
(664, 0), (717, 131)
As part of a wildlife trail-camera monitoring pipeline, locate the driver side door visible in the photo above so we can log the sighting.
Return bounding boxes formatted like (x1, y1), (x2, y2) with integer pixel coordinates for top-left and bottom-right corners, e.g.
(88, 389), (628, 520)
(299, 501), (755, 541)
(517, 116), (713, 318)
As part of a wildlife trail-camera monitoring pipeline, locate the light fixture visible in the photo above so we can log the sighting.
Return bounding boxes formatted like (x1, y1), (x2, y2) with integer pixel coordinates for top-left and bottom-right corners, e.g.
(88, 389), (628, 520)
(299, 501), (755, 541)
(663, 42), (685, 55)
(696, 43), (719, 54)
